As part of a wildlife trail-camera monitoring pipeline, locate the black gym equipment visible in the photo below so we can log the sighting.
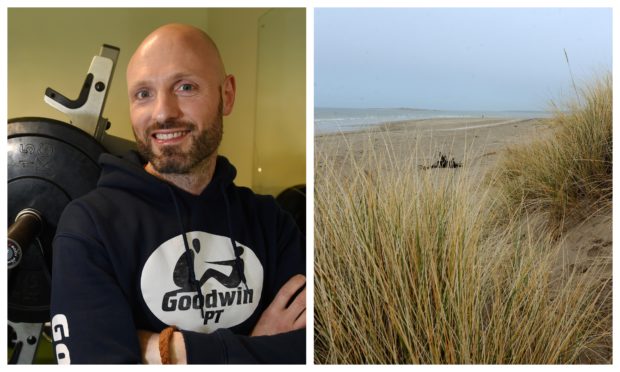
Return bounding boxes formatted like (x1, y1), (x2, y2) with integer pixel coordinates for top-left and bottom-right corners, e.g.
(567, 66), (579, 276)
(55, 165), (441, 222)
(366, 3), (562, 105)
(276, 184), (306, 236)
(8, 44), (134, 364)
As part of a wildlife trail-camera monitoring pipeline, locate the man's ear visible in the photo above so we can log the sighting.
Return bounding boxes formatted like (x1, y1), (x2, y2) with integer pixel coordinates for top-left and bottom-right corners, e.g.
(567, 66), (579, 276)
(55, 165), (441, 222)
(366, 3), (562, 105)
(221, 74), (236, 116)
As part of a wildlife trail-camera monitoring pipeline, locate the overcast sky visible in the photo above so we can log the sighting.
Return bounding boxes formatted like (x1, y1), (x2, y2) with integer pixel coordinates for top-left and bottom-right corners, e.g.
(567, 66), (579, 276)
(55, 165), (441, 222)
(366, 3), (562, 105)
(315, 8), (612, 111)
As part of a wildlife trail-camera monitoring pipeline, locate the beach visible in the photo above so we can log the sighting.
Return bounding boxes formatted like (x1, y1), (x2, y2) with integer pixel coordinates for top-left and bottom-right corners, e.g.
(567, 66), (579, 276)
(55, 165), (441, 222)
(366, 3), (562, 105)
(316, 114), (612, 293)
(316, 116), (554, 178)
(315, 115), (612, 363)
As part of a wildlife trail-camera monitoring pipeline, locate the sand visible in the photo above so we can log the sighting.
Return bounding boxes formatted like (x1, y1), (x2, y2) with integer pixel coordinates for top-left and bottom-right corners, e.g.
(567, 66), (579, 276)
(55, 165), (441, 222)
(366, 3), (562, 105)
(315, 116), (612, 362)
(316, 117), (553, 175)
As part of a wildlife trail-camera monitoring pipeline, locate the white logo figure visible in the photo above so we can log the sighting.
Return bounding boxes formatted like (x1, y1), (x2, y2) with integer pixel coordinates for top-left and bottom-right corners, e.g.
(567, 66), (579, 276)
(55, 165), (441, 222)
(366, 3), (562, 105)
(141, 231), (263, 333)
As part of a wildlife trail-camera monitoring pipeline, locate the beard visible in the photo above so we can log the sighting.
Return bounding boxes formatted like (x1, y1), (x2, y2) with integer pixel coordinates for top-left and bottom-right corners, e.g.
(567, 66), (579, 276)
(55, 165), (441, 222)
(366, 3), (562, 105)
(135, 97), (223, 174)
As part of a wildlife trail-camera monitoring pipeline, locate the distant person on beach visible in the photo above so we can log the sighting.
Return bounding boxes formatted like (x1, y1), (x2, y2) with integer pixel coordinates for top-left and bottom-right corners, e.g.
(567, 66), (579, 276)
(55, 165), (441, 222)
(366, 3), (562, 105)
(440, 154), (448, 168)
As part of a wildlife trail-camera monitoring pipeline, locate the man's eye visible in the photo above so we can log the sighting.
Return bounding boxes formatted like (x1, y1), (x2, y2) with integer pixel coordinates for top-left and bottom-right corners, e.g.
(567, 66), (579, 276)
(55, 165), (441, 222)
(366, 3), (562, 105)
(178, 84), (194, 92)
(135, 90), (151, 99)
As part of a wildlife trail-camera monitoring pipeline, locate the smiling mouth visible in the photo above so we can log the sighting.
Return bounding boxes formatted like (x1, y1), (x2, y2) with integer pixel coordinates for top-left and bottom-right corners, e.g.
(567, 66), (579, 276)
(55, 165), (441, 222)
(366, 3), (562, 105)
(151, 130), (191, 143)
(154, 131), (187, 140)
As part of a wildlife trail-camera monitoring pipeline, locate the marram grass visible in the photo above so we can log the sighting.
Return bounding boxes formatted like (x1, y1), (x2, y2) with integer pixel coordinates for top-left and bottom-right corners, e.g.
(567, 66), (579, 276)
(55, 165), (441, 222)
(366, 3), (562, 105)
(493, 75), (612, 230)
(314, 77), (612, 364)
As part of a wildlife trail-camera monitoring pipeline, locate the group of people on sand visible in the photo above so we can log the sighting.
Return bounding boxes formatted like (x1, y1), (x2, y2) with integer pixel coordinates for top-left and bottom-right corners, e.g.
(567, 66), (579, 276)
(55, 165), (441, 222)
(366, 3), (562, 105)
(422, 152), (462, 169)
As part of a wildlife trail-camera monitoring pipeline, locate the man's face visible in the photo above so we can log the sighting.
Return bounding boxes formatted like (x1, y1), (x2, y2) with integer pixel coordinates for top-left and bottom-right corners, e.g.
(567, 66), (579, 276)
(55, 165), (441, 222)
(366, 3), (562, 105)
(127, 33), (232, 174)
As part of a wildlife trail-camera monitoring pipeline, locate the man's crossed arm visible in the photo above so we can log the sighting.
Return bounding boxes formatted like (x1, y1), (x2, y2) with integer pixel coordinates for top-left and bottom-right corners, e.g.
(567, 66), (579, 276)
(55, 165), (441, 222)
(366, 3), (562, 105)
(138, 274), (306, 364)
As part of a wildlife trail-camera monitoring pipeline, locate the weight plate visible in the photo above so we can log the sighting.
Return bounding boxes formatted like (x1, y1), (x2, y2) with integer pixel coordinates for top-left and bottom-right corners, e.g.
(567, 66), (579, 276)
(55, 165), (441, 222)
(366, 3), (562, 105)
(8, 117), (107, 323)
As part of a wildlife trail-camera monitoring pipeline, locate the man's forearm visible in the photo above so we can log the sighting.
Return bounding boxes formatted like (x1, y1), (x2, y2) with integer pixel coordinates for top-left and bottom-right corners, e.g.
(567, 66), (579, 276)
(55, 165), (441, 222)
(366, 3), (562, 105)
(139, 275), (306, 364)
(138, 328), (305, 364)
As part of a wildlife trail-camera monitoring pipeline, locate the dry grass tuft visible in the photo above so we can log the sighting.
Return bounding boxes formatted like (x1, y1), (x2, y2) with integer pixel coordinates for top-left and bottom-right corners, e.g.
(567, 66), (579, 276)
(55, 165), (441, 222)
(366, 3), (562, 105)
(492, 75), (612, 230)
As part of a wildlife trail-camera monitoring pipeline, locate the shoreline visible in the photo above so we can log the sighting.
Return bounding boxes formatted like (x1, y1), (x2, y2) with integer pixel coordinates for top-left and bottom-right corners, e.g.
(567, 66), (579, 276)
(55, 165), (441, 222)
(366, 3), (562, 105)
(315, 117), (553, 165)
(315, 116), (548, 138)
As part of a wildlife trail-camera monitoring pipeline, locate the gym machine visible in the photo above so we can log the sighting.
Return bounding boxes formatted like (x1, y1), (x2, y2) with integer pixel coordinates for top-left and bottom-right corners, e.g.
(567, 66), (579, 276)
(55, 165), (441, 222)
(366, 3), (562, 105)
(8, 44), (134, 364)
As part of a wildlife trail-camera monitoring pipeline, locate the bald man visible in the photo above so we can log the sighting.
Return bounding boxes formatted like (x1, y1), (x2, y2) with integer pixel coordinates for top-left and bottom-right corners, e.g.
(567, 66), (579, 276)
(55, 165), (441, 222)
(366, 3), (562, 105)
(50, 24), (306, 364)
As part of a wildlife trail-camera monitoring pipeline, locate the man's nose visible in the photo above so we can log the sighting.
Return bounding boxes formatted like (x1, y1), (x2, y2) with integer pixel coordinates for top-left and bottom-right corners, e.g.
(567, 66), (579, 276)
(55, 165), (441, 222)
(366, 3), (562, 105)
(153, 92), (182, 123)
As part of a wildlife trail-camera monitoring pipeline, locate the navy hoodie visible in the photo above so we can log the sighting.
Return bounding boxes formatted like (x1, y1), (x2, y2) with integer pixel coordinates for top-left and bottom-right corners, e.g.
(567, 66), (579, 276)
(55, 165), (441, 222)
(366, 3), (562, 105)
(50, 151), (305, 364)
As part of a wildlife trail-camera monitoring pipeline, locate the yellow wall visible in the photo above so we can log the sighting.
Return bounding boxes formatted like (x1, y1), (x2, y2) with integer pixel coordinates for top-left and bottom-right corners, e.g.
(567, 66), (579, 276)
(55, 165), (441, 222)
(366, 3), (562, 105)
(253, 9), (306, 195)
(205, 8), (267, 189)
(8, 8), (306, 193)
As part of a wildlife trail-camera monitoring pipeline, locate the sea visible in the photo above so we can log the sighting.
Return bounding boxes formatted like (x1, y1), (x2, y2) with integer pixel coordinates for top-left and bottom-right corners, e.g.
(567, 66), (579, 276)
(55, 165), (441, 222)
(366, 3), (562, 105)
(315, 107), (552, 135)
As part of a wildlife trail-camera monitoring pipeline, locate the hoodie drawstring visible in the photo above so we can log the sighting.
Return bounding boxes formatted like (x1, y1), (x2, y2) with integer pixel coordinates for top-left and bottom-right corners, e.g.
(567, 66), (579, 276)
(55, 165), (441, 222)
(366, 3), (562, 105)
(166, 181), (249, 320)
(168, 186), (205, 319)
(222, 185), (249, 290)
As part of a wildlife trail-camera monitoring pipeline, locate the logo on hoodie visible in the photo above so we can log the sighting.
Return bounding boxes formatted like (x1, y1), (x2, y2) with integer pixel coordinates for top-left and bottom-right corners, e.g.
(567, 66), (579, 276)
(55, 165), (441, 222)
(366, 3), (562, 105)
(140, 231), (263, 333)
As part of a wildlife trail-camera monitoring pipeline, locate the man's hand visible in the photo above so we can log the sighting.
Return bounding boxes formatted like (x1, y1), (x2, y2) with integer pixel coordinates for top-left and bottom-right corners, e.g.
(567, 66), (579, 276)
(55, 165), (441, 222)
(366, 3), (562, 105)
(251, 274), (306, 337)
